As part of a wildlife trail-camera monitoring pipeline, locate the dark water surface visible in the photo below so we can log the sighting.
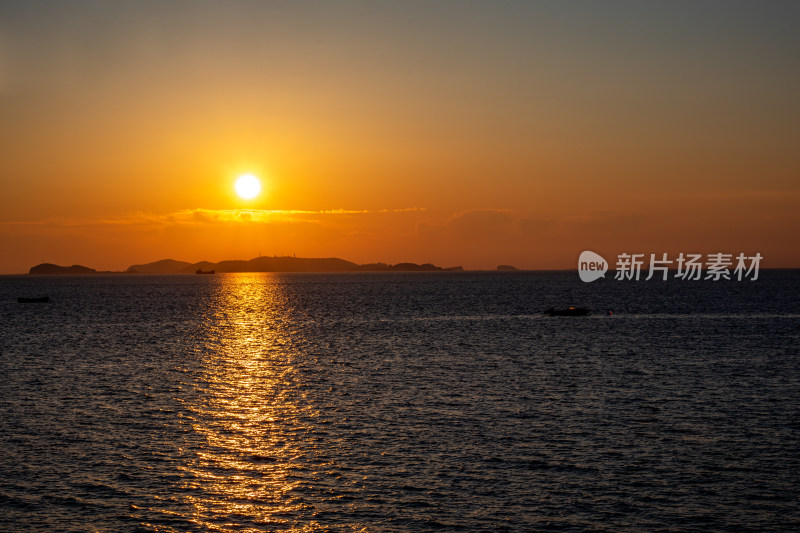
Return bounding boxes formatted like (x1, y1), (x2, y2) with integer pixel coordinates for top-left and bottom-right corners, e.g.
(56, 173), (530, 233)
(1, 272), (798, 532)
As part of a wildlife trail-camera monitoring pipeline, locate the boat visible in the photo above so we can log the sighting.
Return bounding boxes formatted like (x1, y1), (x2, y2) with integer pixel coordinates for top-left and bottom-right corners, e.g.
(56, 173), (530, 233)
(195, 269), (215, 274)
(18, 296), (50, 303)
(543, 306), (589, 316)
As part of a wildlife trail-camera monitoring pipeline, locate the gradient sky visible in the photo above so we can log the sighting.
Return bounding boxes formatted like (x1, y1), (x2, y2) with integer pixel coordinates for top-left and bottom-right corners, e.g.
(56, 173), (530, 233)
(1, 1), (798, 273)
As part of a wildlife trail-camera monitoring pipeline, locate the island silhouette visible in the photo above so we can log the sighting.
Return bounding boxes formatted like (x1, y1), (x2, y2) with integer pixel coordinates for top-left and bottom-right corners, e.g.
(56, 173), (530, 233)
(29, 263), (101, 275)
(28, 256), (467, 275)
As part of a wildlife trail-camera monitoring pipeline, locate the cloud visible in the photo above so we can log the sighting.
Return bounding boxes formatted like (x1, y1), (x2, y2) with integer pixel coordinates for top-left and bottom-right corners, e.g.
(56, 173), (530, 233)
(413, 208), (670, 259)
(0, 207), (428, 230)
(1, 203), (794, 273)
(445, 209), (518, 240)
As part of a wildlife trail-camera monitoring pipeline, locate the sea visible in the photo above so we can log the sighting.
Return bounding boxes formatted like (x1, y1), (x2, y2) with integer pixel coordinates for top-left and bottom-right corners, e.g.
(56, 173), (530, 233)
(0, 271), (798, 532)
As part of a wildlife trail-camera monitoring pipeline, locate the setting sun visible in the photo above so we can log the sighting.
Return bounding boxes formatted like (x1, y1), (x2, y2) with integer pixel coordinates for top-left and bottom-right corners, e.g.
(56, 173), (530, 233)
(235, 174), (261, 199)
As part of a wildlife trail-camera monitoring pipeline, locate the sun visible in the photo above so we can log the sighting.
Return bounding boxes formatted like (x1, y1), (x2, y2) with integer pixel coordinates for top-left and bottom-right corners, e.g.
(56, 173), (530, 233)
(235, 174), (261, 199)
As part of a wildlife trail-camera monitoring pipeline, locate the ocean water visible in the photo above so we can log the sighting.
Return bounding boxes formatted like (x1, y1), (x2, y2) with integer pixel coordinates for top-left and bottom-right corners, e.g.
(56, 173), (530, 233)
(0, 271), (798, 532)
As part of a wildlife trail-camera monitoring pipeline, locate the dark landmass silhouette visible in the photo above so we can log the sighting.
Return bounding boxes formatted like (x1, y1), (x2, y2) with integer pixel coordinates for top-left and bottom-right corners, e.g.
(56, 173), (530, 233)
(124, 258), (191, 274)
(497, 265), (519, 271)
(29, 256), (464, 275)
(127, 256), (456, 273)
(29, 263), (98, 275)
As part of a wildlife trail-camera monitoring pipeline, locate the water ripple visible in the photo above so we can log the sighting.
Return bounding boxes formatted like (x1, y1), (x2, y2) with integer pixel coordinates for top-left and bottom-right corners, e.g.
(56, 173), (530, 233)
(0, 272), (798, 531)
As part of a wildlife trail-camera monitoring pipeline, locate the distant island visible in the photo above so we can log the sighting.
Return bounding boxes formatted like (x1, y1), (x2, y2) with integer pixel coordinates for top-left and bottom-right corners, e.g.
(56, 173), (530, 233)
(28, 256), (464, 275)
(29, 263), (100, 275)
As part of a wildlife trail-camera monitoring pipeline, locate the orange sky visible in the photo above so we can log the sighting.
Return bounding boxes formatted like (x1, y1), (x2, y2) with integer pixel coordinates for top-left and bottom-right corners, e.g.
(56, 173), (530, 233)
(1, 1), (798, 273)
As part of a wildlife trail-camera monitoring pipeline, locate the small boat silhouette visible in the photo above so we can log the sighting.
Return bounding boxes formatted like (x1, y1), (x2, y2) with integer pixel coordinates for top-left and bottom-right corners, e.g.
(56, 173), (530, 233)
(18, 296), (50, 303)
(543, 306), (589, 317)
(195, 269), (215, 274)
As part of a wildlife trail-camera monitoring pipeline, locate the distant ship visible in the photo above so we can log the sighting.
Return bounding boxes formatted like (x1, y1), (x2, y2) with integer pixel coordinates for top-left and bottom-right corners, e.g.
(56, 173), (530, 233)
(195, 269), (215, 274)
(543, 306), (589, 317)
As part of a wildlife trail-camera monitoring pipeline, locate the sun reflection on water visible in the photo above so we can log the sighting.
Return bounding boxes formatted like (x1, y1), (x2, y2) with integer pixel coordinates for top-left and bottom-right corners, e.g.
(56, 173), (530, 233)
(176, 273), (318, 531)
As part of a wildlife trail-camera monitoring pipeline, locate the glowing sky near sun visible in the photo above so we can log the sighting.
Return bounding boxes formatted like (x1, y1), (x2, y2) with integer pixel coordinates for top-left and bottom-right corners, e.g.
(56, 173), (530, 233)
(0, 1), (798, 273)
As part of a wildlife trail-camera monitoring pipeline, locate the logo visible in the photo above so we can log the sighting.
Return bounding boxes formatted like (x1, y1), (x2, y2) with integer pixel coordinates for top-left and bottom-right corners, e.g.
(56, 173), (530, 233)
(578, 251), (762, 282)
(578, 251), (608, 282)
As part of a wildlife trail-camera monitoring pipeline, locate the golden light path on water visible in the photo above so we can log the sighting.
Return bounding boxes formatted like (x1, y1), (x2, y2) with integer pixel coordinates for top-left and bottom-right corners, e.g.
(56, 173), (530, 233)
(175, 274), (322, 532)
(1, 272), (799, 531)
